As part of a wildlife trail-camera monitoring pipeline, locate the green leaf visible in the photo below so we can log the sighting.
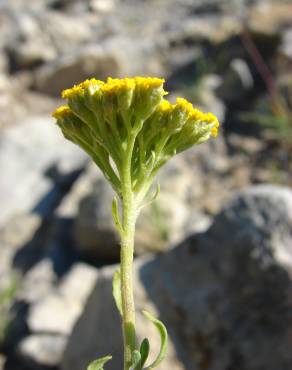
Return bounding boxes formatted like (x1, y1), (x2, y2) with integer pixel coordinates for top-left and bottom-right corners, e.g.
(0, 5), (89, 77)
(150, 150), (156, 166)
(147, 184), (160, 205)
(140, 184), (160, 211)
(112, 270), (123, 316)
(87, 355), (112, 370)
(130, 350), (142, 370)
(112, 196), (123, 234)
(140, 338), (150, 368)
(142, 310), (168, 369)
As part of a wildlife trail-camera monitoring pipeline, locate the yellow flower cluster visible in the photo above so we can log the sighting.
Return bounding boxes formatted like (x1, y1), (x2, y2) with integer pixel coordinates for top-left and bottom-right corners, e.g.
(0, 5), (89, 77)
(158, 99), (173, 113)
(134, 76), (165, 89)
(61, 76), (166, 100)
(79, 78), (104, 89)
(176, 98), (194, 113)
(57, 77), (220, 137)
(156, 98), (219, 137)
(62, 85), (83, 99)
(52, 76), (220, 195)
(54, 76), (219, 142)
(52, 105), (71, 119)
(61, 78), (102, 99)
(191, 110), (219, 137)
(100, 77), (135, 94)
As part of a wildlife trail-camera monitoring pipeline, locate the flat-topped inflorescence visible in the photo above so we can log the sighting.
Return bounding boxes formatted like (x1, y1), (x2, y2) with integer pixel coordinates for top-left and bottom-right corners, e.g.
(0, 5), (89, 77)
(53, 76), (219, 198)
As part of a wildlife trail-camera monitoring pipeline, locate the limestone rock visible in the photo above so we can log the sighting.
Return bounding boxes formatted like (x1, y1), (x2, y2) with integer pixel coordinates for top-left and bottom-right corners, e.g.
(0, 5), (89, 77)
(281, 27), (292, 59)
(0, 116), (87, 227)
(0, 355), (5, 369)
(16, 334), (66, 369)
(40, 11), (92, 49)
(89, 0), (117, 13)
(20, 259), (57, 304)
(0, 213), (42, 291)
(209, 184), (292, 269)
(5, 12), (56, 70)
(8, 40), (56, 70)
(28, 263), (98, 336)
(33, 36), (163, 96)
(217, 58), (254, 103)
(73, 177), (120, 261)
(135, 192), (188, 254)
(33, 44), (122, 96)
(56, 163), (101, 219)
(155, 156), (195, 202)
(248, 2), (292, 34)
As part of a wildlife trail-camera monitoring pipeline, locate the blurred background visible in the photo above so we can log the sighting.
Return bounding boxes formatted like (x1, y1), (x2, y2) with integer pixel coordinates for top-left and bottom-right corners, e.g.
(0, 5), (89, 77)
(0, 0), (292, 369)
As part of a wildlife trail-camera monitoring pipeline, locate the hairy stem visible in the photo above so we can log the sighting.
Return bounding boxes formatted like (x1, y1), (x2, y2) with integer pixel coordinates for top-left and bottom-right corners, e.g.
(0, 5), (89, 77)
(120, 195), (136, 370)
(120, 131), (138, 370)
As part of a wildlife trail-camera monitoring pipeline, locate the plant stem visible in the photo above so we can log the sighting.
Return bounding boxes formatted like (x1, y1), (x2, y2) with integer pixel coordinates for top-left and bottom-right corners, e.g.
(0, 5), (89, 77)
(120, 132), (138, 370)
(120, 197), (136, 370)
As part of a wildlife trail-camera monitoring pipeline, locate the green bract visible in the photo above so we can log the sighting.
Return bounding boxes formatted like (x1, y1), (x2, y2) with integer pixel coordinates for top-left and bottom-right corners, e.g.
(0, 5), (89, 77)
(52, 76), (219, 370)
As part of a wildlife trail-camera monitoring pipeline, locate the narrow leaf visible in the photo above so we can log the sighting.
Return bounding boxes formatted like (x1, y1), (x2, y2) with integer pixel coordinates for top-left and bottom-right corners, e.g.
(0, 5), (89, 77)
(130, 350), (142, 370)
(140, 184), (160, 211)
(112, 196), (123, 234)
(87, 355), (112, 370)
(142, 310), (168, 369)
(151, 184), (160, 202)
(150, 150), (156, 166)
(140, 338), (150, 368)
(112, 270), (123, 316)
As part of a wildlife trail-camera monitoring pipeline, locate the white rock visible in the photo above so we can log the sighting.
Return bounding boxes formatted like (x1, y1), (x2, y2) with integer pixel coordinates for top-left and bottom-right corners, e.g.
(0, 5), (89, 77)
(20, 259), (57, 304)
(0, 213), (41, 289)
(210, 184), (292, 269)
(33, 44), (123, 96)
(0, 116), (87, 227)
(28, 263), (98, 336)
(0, 355), (5, 369)
(41, 11), (92, 49)
(281, 28), (292, 59)
(17, 334), (67, 367)
(90, 0), (117, 13)
(57, 163), (100, 219)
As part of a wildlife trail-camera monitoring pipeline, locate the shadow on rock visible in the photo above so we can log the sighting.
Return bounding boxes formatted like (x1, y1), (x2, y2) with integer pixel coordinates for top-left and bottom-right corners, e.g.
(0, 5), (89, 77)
(139, 184), (292, 370)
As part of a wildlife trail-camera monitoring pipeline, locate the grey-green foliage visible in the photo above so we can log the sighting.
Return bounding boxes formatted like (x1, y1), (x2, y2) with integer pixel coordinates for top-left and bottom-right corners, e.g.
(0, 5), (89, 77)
(129, 312), (168, 370)
(87, 356), (112, 370)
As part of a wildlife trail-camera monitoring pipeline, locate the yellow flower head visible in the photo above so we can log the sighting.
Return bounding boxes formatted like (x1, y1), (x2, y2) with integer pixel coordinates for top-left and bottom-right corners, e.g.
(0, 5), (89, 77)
(157, 99), (173, 113)
(61, 85), (84, 99)
(101, 77), (135, 94)
(175, 98), (194, 115)
(78, 78), (104, 89)
(61, 79), (104, 99)
(203, 112), (219, 137)
(134, 77), (165, 89)
(61, 76), (167, 100)
(52, 105), (71, 119)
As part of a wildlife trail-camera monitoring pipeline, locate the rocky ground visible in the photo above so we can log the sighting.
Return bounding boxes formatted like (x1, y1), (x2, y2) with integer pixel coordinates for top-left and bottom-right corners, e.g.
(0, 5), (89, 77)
(0, 0), (292, 369)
